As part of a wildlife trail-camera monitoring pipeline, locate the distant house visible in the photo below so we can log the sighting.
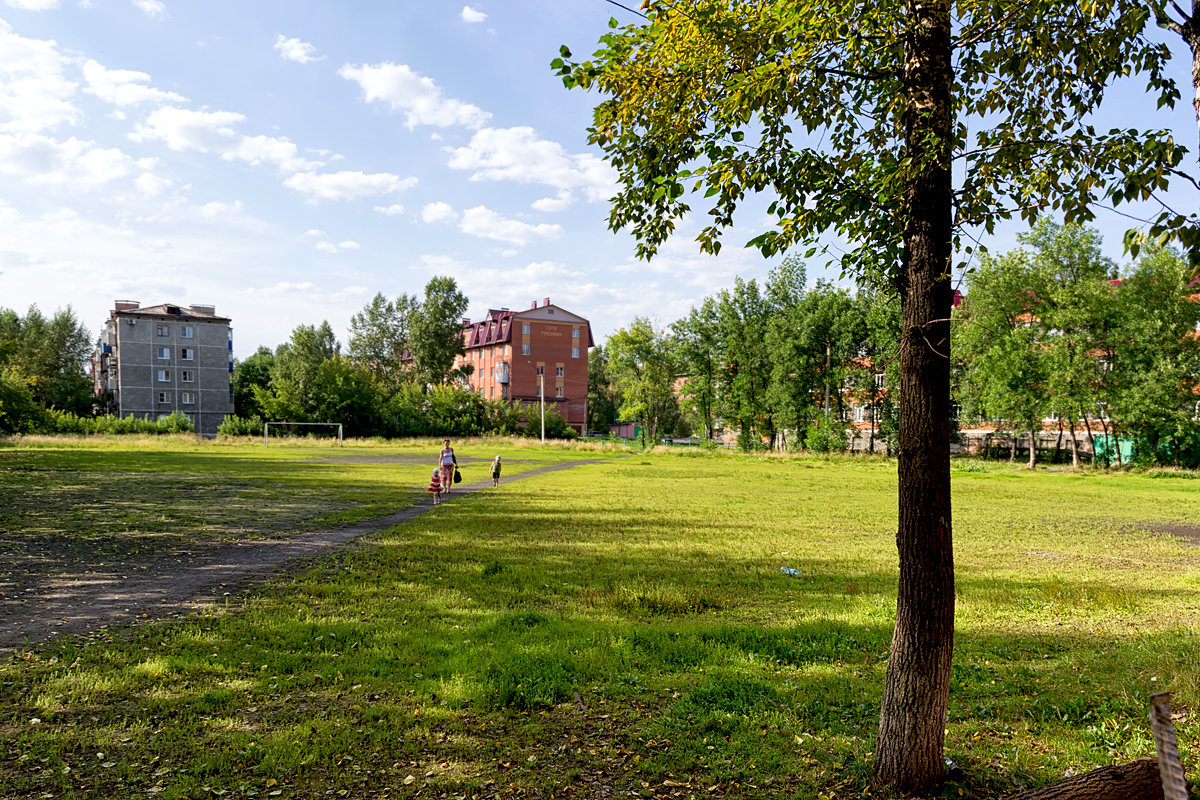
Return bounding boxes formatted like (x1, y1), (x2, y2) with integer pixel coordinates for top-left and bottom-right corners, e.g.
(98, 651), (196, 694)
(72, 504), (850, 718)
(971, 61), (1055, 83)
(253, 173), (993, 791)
(455, 298), (595, 434)
(92, 301), (233, 437)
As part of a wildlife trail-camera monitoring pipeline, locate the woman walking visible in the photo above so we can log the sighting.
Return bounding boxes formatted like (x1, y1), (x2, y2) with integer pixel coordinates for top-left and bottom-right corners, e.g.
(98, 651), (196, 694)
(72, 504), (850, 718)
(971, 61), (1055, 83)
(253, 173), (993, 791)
(438, 439), (456, 496)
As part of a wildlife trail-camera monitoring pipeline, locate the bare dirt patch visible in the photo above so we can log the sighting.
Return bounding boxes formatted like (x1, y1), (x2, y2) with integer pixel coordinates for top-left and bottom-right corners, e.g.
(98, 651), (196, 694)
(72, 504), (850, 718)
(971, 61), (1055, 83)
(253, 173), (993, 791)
(1136, 520), (1200, 545)
(0, 459), (605, 654)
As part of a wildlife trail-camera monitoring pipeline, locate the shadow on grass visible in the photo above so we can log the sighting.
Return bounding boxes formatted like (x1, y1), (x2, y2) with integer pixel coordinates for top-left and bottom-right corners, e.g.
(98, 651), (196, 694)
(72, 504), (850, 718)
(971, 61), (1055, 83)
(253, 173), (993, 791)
(2, 472), (1197, 799)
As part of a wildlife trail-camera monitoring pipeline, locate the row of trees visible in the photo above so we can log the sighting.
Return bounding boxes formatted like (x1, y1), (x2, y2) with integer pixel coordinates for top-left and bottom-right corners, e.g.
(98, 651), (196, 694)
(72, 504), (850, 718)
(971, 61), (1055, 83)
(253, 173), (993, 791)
(594, 223), (1200, 468)
(0, 306), (94, 433)
(955, 220), (1200, 467)
(229, 276), (575, 439)
(590, 258), (902, 451)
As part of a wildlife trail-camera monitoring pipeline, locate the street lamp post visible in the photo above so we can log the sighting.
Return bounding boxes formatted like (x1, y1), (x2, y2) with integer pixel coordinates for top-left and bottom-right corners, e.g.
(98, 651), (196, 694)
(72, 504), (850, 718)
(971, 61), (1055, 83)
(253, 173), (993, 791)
(527, 361), (546, 443)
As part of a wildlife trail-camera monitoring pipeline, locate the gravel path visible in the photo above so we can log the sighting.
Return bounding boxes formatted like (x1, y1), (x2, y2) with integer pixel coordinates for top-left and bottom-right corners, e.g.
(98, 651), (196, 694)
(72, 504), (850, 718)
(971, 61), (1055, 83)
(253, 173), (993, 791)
(0, 458), (606, 655)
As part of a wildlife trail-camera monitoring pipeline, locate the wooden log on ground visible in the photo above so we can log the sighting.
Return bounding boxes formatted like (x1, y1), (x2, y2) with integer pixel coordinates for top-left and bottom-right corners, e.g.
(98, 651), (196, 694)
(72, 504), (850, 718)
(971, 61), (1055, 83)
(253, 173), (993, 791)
(1004, 757), (1163, 800)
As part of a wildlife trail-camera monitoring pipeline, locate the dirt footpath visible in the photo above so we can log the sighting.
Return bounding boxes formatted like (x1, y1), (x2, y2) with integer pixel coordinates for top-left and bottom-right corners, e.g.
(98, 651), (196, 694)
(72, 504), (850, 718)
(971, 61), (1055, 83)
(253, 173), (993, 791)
(0, 459), (604, 655)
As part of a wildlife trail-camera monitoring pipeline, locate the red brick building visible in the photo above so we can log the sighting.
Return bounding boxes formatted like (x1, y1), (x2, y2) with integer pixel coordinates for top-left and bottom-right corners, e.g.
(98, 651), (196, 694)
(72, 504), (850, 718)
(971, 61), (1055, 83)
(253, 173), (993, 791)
(456, 299), (594, 433)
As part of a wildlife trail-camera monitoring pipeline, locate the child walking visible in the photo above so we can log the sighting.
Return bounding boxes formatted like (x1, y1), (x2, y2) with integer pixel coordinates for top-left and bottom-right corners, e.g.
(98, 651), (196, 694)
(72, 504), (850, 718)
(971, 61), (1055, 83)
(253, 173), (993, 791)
(490, 455), (502, 487)
(427, 468), (442, 504)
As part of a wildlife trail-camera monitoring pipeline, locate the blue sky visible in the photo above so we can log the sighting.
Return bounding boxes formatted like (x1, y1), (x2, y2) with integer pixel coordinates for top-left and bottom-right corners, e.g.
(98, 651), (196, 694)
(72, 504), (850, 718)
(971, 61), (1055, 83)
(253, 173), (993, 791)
(1, 1), (1197, 358)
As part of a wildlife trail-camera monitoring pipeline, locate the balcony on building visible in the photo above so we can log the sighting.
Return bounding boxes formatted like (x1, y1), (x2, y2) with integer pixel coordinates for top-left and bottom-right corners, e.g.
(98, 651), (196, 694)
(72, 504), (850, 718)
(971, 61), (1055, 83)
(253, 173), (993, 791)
(494, 361), (510, 384)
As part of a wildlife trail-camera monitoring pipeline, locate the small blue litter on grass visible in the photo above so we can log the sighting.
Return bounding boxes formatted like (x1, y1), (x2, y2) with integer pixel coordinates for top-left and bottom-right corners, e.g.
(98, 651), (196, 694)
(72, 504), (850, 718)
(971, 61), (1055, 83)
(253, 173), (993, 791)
(780, 567), (802, 577)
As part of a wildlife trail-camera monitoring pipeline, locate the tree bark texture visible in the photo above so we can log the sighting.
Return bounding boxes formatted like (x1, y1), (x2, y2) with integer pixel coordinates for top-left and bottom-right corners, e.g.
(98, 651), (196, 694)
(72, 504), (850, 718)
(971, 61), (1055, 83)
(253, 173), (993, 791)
(1003, 757), (1164, 800)
(874, 0), (955, 791)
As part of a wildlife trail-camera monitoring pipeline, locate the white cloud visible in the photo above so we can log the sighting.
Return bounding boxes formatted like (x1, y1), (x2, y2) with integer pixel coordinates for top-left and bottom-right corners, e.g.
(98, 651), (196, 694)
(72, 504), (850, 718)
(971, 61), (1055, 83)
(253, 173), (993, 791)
(303, 228), (325, 238)
(460, 5), (486, 23)
(274, 34), (321, 64)
(130, 107), (322, 173)
(132, 0), (164, 17)
(446, 126), (617, 201)
(232, 134), (321, 172)
(245, 281), (366, 301)
(338, 62), (491, 130)
(135, 171), (172, 196)
(5, 0), (59, 9)
(459, 205), (561, 246)
(532, 191), (574, 213)
(198, 200), (242, 217)
(0, 132), (137, 188)
(131, 107), (244, 150)
(315, 239), (359, 253)
(421, 201), (457, 224)
(0, 22), (80, 133)
(373, 204), (405, 216)
(283, 170), (416, 201)
(247, 281), (320, 296)
(82, 60), (187, 107)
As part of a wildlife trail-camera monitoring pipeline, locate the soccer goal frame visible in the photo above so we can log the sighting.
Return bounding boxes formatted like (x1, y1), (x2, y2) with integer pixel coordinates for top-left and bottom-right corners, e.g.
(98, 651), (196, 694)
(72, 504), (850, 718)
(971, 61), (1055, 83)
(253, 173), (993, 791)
(263, 421), (344, 445)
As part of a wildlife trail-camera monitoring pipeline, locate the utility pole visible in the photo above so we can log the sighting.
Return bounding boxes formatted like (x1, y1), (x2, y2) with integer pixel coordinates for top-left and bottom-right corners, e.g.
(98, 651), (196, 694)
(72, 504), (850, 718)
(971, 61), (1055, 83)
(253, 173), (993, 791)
(539, 370), (545, 443)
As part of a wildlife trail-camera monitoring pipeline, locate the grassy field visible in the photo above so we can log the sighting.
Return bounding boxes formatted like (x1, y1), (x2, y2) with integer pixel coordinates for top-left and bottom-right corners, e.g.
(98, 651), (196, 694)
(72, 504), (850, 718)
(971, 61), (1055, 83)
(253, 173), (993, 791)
(0, 438), (1197, 799)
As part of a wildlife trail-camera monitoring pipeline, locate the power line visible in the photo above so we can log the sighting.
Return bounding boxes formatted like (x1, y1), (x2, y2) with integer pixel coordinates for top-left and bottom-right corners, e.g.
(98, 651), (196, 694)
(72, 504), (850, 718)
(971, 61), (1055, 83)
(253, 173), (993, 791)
(600, 0), (647, 19)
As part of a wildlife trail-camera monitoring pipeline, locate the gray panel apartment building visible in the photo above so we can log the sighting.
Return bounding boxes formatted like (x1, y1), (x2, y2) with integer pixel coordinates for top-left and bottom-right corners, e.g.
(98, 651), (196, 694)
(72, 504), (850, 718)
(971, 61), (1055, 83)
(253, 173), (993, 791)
(93, 301), (233, 437)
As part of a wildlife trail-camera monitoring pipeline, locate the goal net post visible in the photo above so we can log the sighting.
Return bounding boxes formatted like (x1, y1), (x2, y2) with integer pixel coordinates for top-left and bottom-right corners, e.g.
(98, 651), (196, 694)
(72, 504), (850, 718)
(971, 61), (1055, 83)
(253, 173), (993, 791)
(263, 421), (344, 445)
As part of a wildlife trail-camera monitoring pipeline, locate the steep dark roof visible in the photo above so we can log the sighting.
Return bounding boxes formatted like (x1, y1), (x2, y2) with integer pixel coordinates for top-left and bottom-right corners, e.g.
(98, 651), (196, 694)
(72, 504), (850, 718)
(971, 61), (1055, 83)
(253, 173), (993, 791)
(463, 309), (516, 350)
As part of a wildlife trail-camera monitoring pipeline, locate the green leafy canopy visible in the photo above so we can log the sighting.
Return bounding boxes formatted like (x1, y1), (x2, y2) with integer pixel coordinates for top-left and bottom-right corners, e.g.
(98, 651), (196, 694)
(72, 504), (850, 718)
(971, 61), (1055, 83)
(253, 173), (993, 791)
(556, 0), (1183, 283)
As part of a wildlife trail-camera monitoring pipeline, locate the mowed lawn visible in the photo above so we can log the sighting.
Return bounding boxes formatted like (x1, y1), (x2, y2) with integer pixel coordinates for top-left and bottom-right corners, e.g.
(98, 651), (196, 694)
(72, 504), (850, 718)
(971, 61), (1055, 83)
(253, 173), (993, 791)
(0, 440), (1197, 799)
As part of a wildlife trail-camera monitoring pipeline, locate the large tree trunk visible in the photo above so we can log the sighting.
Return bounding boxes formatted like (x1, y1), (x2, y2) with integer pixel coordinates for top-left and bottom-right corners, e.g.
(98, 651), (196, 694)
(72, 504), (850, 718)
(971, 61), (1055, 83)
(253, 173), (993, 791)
(1003, 757), (1163, 800)
(874, 0), (955, 791)
(1028, 428), (1038, 468)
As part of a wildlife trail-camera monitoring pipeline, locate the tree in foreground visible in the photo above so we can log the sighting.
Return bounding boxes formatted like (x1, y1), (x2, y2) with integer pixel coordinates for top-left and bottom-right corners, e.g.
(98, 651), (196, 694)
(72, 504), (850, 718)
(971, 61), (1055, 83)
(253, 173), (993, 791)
(557, 0), (1181, 789)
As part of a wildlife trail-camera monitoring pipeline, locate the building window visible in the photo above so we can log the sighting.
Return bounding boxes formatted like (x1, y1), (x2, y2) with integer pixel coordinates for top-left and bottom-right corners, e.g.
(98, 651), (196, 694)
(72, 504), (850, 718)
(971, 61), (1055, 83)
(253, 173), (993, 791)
(181, 370), (195, 382)
(572, 327), (579, 337)
(181, 392), (196, 405)
(156, 324), (169, 337)
(874, 372), (886, 388)
(157, 369), (171, 382)
(181, 347), (194, 360)
(556, 386), (564, 398)
(181, 325), (194, 338)
(522, 344), (530, 356)
(571, 347), (579, 359)
(504, 345), (509, 356)
(555, 366), (564, 377)
(158, 391), (170, 403)
(522, 323), (530, 335)
(157, 347), (170, 359)
(536, 366), (544, 376)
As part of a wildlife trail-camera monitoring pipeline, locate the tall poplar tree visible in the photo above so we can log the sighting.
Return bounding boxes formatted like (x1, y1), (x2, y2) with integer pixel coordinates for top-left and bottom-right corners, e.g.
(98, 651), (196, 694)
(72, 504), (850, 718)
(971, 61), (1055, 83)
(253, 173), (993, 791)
(558, 0), (1180, 789)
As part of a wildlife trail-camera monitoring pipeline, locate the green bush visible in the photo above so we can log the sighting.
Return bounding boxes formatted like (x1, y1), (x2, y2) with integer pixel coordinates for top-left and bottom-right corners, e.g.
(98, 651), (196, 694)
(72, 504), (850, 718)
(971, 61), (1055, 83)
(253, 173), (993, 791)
(805, 419), (849, 453)
(536, 405), (578, 439)
(36, 409), (194, 436)
(217, 414), (264, 437)
(0, 371), (46, 434)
